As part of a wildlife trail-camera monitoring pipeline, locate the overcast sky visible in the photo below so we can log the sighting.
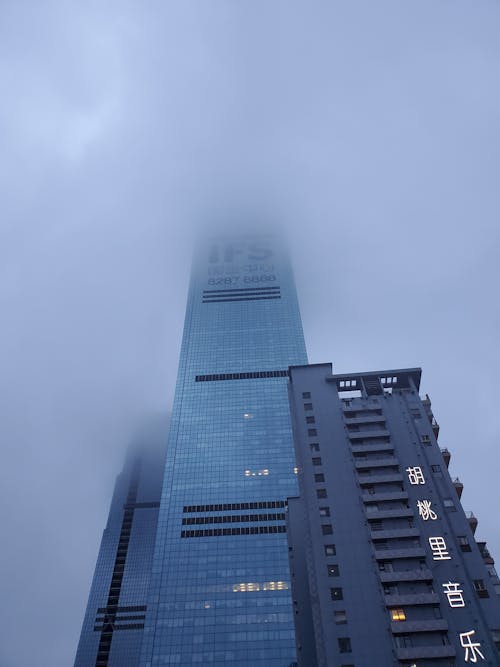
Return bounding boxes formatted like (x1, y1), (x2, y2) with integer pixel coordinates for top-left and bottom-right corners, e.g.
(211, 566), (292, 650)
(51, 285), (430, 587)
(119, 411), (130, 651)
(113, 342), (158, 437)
(1, 2), (499, 665)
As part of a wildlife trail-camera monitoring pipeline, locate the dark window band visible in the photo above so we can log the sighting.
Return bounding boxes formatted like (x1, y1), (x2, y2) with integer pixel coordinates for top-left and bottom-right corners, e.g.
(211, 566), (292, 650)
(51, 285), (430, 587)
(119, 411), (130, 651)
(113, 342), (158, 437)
(203, 287), (280, 294)
(181, 525), (287, 538)
(202, 295), (281, 303)
(183, 500), (287, 512)
(182, 513), (285, 525)
(195, 371), (289, 382)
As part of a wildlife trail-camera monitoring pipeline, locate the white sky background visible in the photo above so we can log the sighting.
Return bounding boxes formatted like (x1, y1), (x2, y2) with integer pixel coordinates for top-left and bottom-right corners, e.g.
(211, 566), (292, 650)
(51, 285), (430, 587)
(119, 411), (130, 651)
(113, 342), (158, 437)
(0, 2), (499, 665)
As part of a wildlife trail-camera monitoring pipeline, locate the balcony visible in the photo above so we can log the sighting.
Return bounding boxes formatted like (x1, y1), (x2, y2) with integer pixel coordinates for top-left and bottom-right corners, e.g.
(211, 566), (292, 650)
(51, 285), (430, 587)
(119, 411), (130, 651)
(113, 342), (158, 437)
(380, 568), (433, 583)
(391, 618), (448, 634)
(477, 541), (495, 565)
(396, 645), (456, 661)
(375, 547), (426, 560)
(366, 508), (413, 520)
(348, 429), (391, 442)
(358, 473), (403, 486)
(385, 592), (439, 606)
(430, 417), (440, 439)
(371, 528), (420, 540)
(453, 477), (463, 499)
(355, 457), (399, 470)
(362, 491), (408, 503)
(440, 447), (451, 467)
(352, 442), (394, 455)
(466, 511), (478, 535)
(344, 415), (386, 426)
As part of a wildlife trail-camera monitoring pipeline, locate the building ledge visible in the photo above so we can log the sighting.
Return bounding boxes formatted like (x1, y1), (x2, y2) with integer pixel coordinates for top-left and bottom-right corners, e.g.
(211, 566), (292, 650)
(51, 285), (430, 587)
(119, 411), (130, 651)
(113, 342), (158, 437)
(355, 457), (399, 470)
(392, 618), (448, 634)
(380, 568), (433, 583)
(396, 645), (456, 660)
(385, 592), (439, 606)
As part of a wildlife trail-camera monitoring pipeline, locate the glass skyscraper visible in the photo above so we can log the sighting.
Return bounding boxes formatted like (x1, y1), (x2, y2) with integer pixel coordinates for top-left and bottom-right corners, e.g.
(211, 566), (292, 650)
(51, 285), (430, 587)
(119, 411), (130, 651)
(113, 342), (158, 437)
(75, 419), (168, 666)
(139, 236), (307, 666)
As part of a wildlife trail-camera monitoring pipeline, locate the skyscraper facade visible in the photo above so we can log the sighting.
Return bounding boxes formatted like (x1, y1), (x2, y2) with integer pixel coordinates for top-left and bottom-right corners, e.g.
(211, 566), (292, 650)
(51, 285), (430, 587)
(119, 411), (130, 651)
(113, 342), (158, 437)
(75, 423), (167, 667)
(139, 237), (308, 666)
(287, 363), (500, 666)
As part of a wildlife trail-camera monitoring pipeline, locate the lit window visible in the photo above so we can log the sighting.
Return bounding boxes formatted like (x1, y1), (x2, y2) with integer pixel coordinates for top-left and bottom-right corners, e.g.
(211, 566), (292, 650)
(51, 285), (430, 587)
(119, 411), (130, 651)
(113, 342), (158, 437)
(327, 564), (339, 577)
(391, 608), (406, 622)
(324, 544), (336, 556)
(310, 443), (320, 452)
(293, 466), (299, 474)
(319, 507), (330, 517)
(243, 413), (253, 419)
(244, 468), (270, 477)
(330, 587), (343, 601)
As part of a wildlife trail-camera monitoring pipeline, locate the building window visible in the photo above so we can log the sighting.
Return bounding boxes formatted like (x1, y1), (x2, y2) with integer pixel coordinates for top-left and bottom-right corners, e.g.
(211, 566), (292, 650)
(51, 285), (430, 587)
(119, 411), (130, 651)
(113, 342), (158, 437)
(302, 392), (311, 399)
(330, 587), (343, 601)
(396, 635), (412, 648)
(310, 443), (320, 452)
(443, 498), (455, 510)
(314, 473), (325, 482)
(410, 409), (421, 418)
(371, 520), (383, 531)
(306, 416), (316, 424)
(327, 564), (340, 577)
(317, 489), (327, 498)
(322, 524), (333, 535)
(473, 579), (489, 598)
(319, 507), (330, 517)
(431, 464), (441, 473)
(334, 610), (347, 624)
(338, 637), (351, 653)
(421, 435), (431, 444)
(366, 504), (378, 514)
(325, 544), (336, 556)
(312, 457), (322, 466)
(308, 428), (318, 436)
(391, 608), (406, 622)
(458, 536), (472, 552)
(304, 403), (313, 411)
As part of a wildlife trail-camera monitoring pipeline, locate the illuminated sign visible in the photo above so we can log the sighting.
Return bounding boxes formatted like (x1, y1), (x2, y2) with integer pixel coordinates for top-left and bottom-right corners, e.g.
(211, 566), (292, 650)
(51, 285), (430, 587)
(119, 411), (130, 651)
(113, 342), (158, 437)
(417, 499), (437, 521)
(406, 466), (426, 485)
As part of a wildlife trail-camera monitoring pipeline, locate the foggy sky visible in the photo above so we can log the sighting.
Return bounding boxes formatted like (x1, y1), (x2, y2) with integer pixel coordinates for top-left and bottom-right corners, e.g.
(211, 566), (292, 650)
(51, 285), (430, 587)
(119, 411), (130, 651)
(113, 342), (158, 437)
(1, 2), (499, 665)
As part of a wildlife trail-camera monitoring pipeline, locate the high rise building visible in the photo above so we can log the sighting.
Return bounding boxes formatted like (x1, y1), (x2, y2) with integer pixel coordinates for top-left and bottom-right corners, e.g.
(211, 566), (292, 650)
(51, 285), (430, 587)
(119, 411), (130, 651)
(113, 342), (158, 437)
(287, 363), (500, 666)
(75, 419), (168, 667)
(76, 237), (500, 667)
(139, 237), (308, 666)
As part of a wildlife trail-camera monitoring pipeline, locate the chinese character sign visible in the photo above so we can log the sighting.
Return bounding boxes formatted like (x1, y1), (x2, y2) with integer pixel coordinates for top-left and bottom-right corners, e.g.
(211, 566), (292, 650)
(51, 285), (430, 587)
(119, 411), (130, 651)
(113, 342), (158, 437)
(442, 582), (465, 608)
(460, 630), (485, 662)
(429, 536), (451, 560)
(406, 466), (425, 485)
(417, 499), (437, 520)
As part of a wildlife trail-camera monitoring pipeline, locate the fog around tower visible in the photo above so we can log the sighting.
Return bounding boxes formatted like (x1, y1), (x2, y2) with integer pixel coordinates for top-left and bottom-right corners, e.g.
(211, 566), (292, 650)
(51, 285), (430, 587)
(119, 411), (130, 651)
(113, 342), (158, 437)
(1, 2), (499, 665)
